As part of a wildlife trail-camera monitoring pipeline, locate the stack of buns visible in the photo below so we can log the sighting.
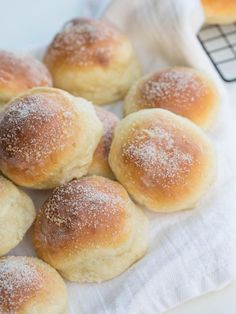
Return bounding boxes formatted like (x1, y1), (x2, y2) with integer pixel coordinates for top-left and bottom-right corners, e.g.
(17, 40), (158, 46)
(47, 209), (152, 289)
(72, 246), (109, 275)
(0, 13), (221, 312)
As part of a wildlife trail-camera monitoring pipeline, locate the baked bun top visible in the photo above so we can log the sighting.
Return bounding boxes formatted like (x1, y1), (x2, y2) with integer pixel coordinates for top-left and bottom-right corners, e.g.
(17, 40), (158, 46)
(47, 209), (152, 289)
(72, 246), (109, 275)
(33, 176), (132, 256)
(44, 18), (126, 68)
(0, 256), (67, 313)
(109, 109), (216, 212)
(124, 67), (219, 130)
(0, 256), (43, 312)
(0, 51), (52, 104)
(202, 0), (236, 24)
(0, 87), (94, 187)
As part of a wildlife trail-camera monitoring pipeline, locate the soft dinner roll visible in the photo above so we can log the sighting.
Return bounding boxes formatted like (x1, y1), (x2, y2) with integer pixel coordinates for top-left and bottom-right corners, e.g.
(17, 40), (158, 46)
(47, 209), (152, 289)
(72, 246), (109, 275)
(0, 87), (102, 189)
(33, 176), (148, 283)
(0, 51), (52, 106)
(44, 18), (141, 105)
(0, 176), (35, 256)
(124, 67), (219, 130)
(88, 107), (119, 178)
(202, 0), (236, 24)
(0, 256), (68, 314)
(109, 109), (216, 213)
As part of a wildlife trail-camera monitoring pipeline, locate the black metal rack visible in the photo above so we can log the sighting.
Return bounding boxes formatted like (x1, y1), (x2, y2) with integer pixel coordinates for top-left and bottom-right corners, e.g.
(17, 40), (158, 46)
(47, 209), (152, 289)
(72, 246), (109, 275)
(198, 23), (236, 82)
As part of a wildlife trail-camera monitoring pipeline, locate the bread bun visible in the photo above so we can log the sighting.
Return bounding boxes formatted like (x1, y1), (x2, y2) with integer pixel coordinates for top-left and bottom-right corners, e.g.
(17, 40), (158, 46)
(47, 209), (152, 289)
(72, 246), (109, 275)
(0, 176), (35, 256)
(109, 109), (216, 213)
(0, 256), (67, 313)
(44, 18), (141, 105)
(88, 107), (119, 178)
(202, 0), (236, 24)
(0, 87), (102, 189)
(124, 67), (219, 130)
(33, 176), (148, 282)
(0, 51), (52, 106)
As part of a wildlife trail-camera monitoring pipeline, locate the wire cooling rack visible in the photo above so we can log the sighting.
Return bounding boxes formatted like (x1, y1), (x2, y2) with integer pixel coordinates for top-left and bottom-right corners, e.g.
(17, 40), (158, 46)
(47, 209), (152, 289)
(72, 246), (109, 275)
(198, 23), (236, 82)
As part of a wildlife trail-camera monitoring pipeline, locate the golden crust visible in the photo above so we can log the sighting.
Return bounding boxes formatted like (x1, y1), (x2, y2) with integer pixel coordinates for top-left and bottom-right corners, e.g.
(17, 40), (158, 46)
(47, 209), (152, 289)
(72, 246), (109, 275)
(109, 109), (216, 212)
(124, 67), (219, 130)
(44, 18), (125, 68)
(44, 18), (141, 105)
(33, 175), (148, 282)
(0, 87), (102, 188)
(202, 0), (236, 24)
(0, 256), (67, 314)
(88, 107), (119, 178)
(0, 51), (52, 104)
(33, 176), (131, 256)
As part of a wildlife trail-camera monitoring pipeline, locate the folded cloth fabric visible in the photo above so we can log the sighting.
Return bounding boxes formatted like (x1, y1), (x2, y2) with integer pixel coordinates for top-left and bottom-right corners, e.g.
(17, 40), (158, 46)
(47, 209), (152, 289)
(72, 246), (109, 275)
(10, 0), (236, 313)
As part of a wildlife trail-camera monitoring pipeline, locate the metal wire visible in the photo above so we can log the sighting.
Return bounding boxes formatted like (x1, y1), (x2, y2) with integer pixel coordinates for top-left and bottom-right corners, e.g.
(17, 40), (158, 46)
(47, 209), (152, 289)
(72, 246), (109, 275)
(198, 23), (236, 82)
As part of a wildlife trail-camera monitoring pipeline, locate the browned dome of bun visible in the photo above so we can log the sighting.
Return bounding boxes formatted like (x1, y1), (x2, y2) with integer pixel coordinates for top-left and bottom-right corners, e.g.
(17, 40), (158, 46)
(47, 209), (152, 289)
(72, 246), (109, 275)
(34, 176), (130, 251)
(0, 87), (102, 189)
(33, 176), (148, 282)
(45, 17), (123, 68)
(0, 51), (52, 105)
(124, 67), (219, 130)
(202, 0), (236, 24)
(88, 107), (119, 178)
(44, 18), (141, 105)
(0, 256), (67, 314)
(109, 109), (216, 212)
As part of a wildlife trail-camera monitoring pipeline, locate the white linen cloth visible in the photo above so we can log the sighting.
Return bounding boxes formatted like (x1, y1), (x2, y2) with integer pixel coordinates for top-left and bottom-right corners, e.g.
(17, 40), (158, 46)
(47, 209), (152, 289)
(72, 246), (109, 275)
(9, 0), (236, 313)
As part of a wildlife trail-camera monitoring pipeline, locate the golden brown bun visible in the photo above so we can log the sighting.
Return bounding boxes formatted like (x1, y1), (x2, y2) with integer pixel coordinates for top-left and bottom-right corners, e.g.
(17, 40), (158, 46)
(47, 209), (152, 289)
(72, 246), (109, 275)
(202, 0), (236, 24)
(124, 67), (219, 130)
(0, 87), (102, 189)
(33, 176), (148, 282)
(0, 175), (35, 256)
(109, 109), (216, 213)
(44, 18), (141, 105)
(0, 256), (67, 314)
(88, 107), (119, 178)
(0, 51), (52, 105)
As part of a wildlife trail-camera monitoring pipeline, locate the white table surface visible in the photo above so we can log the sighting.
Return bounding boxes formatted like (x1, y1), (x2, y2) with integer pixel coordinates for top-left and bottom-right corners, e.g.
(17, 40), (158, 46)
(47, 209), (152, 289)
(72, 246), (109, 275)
(0, 0), (236, 313)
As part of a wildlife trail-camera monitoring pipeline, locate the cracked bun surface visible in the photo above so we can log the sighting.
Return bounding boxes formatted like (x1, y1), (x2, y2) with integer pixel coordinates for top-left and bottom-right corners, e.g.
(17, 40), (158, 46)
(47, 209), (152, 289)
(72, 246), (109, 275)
(0, 87), (102, 189)
(44, 18), (141, 105)
(33, 176), (148, 282)
(0, 256), (68, 314)
(124, 67), (219, 130)
(109, 109), (216, 212)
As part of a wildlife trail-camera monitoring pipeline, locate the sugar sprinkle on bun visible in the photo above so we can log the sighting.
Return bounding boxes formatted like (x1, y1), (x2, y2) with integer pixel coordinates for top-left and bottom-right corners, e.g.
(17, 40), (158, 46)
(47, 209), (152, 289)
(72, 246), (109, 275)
(44, 18), (141, 105)
(125, 67), (219, 130)
(0, 256), (67, 314)
(33, 176), (148, 282)
(109, 109), (216, 212)
(0, 87), (102, 189)
(0, 50), (52, 105)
